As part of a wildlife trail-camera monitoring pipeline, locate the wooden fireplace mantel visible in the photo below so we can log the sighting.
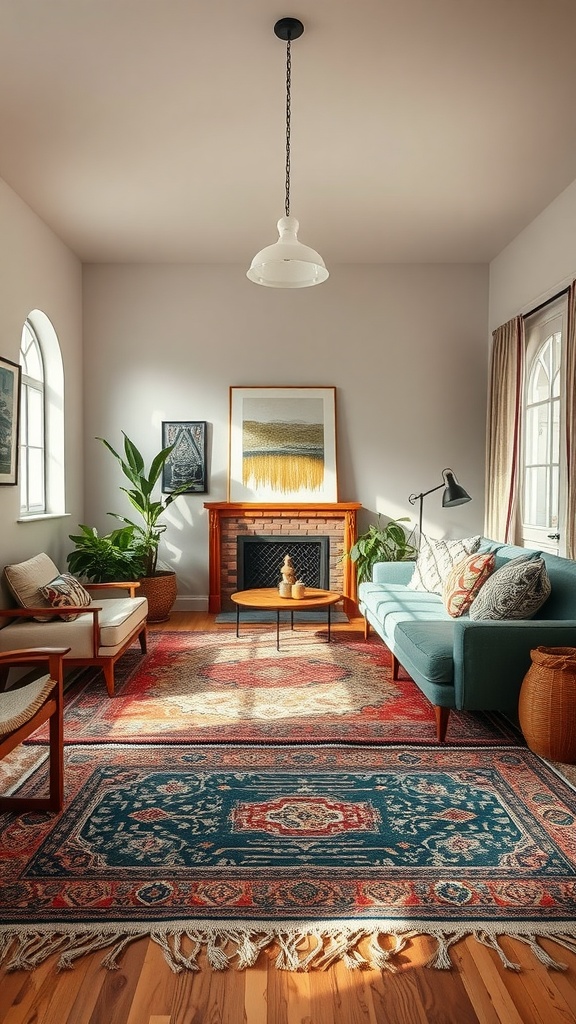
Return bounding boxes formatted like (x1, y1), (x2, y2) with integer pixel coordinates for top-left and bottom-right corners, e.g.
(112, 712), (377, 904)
(204, 501), (361, 614)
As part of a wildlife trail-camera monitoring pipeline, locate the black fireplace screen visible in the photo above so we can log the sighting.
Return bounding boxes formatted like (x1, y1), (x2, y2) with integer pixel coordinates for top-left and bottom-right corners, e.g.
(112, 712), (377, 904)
(237, 536), (330, 590)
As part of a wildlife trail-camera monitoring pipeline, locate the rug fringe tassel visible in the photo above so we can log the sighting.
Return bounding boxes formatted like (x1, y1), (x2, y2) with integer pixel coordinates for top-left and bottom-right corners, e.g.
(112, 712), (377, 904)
(1, 925), (575, 973)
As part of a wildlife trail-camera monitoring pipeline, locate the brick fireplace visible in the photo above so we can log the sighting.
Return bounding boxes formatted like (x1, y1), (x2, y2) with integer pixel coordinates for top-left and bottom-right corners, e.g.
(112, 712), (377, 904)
(204, 502), (361, 614)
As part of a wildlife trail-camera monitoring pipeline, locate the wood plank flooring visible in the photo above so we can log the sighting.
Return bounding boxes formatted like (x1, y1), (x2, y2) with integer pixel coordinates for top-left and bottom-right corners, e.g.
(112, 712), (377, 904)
(1, 611), (576, 1024)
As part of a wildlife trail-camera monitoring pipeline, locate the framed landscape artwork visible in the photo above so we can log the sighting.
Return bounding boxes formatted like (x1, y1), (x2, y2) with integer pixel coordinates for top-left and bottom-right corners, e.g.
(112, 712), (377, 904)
(161, 421), (208, 493)
(0, 356), (21, 486)
(228, 386), (338, 502)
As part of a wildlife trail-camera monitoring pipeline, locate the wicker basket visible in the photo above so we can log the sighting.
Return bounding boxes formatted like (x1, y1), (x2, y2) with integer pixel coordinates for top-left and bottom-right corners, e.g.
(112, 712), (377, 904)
(137, 571), (178, 623)
(518, 646), (576, 762)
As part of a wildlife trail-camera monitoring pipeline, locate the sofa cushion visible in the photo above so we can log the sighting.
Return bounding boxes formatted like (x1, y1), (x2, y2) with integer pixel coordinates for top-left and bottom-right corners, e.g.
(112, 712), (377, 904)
(469, 556), (551, 620)
(39, 573), (92, 622)
(442, 551), (495, 618)
(393, 620), (455, 684)
(4, 552), (61, 622)
(0, 597), (148, 659)
(407, 535), (482, 595)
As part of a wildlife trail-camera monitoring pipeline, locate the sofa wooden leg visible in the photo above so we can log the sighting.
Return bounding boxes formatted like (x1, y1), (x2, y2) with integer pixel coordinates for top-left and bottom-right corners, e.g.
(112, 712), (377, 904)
(392, 654), (400, 680)
(435, 705), (450, 743)
(363, 617), (370, 641)
(139, 625), (148, 654)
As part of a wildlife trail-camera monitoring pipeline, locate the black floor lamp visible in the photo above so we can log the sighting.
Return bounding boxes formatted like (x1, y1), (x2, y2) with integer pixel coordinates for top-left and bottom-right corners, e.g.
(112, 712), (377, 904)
(408, 468), (471, 542)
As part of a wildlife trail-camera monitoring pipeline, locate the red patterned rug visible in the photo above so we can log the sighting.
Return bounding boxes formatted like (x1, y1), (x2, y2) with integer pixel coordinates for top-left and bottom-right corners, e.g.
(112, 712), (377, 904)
(42, 630), (521, 746)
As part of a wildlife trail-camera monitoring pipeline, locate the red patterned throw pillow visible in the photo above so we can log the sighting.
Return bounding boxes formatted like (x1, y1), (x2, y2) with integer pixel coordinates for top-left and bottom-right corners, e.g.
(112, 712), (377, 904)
(39, 573), (92, 622)
(442, 551), (495, 618)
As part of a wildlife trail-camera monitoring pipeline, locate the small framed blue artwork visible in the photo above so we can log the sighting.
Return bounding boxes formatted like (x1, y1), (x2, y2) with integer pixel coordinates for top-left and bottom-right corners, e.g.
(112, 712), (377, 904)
(161, 420), (208, 494)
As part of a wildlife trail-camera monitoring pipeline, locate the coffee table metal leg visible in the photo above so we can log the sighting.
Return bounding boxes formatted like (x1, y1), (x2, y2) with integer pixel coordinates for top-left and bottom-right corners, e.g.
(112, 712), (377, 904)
(276, 610), (280, 651)
(327, 604), (331, 642)
(236, 604), (240, 638)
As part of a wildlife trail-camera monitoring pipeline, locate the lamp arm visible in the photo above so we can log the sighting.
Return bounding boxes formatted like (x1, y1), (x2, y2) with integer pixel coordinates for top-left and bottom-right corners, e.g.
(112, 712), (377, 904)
(408, 482), (445, 542)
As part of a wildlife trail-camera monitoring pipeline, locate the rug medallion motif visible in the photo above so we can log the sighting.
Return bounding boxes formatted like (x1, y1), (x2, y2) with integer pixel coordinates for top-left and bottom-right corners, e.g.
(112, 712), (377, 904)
(40, 630), (521, 746)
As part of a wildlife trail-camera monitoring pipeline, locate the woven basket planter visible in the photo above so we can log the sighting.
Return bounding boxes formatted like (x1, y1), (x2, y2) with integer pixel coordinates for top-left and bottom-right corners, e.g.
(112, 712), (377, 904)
(137, 571), (178, 623)
(518, 646), (576, 762)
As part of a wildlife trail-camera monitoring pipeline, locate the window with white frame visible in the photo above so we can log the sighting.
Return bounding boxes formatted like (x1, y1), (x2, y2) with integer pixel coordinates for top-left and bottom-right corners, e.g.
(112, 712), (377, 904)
(521, 295), (568, 554)
(20, 320), (46, 514)
(18, 311), (65, 519)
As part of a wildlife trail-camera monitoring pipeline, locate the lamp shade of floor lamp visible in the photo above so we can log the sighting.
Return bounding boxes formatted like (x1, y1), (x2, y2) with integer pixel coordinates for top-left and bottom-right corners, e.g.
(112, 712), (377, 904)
(408, 468), (471, 541)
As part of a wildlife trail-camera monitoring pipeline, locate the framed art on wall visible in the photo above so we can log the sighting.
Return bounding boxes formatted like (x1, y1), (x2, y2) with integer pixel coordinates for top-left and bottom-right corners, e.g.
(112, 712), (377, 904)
(228, 386), (338, 502)
(0, 356), (21, 486)
(162, 421), (208, 493)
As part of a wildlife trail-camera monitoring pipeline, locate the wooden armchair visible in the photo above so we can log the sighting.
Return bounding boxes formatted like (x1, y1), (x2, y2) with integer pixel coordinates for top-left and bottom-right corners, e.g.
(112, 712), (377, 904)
(0, 553), (148, 696)
(0, 647), (68, 812)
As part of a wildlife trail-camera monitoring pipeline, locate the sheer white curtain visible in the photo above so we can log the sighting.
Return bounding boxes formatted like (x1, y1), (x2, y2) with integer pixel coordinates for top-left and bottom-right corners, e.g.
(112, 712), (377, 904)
(484, 317), (524, 543)
(565, 282), (576, 558)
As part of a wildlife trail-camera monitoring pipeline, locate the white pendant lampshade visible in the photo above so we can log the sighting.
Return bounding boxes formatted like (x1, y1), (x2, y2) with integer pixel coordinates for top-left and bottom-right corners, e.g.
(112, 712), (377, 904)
(247, 216), (329, 288)
(247, 18), (329, 289)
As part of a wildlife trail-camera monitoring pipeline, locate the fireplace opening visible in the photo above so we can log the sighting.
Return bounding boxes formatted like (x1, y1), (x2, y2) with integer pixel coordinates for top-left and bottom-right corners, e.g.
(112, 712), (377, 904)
(237, 536), (330, 591)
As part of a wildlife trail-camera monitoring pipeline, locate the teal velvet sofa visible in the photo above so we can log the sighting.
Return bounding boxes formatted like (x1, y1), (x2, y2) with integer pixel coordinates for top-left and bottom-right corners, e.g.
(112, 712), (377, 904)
(357, 538), (576, 742)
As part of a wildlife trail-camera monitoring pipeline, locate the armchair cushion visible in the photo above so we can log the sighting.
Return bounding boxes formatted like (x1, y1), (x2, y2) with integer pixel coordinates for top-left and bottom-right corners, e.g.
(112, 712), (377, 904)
(39, 573), (91, 621)
(0, 676), (56, 735)
(4, 553), (61, 622)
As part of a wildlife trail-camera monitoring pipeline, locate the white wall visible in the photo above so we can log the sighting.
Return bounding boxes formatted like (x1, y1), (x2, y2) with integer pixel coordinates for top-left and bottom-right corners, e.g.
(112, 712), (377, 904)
(83, 262), (488, 608)
(489, 178), (576, 330)
(0, 178), (82, 574)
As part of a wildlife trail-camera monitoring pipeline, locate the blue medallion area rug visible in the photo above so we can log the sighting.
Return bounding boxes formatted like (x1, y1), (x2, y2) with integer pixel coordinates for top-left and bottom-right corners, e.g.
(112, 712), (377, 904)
(1, 743), (576, 973)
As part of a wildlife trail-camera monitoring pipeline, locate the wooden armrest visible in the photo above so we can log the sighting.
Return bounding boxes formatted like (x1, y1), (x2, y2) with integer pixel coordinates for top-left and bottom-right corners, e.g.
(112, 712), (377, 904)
(85, 582), (140, 597)
(0, 647), (71, 665)
(0, 606), (100, 618)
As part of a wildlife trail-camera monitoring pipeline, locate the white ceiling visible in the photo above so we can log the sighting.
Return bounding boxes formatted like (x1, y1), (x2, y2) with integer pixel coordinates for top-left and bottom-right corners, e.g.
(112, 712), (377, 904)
(1, 0), (576, 266)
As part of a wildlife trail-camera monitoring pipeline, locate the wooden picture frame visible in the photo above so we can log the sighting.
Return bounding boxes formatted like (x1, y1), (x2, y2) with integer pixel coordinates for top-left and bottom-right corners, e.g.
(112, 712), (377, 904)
(228, 386), (338, 502)
(161, 421), (208, 494)
(0, 356), (21, 486)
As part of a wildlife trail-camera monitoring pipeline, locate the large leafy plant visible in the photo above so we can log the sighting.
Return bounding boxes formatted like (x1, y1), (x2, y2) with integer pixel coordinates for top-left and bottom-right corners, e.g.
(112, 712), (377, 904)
(346, 516), (417, 584)
(67, 525), (145, 583)
(97, 432), (196, 578)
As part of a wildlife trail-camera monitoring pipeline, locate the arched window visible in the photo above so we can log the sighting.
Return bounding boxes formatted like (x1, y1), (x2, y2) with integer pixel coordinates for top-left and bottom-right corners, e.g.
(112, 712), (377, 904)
(19, 311), (65, 519)
(521, 296), (567, 553)
(20, 320), (46, 513)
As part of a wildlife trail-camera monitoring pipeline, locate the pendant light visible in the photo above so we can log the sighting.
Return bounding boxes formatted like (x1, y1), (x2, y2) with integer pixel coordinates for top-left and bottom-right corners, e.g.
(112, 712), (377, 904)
(247, 18), (329, 288)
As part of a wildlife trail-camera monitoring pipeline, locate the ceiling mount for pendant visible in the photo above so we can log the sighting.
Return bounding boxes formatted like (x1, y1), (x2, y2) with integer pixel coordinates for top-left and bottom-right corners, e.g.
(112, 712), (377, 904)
(274, 17), (304, 42)
(246, 16), (329, 289)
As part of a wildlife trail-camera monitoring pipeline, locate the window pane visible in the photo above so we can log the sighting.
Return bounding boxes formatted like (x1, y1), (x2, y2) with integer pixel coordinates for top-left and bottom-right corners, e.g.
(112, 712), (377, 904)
(524, 405), (549, 464)
(19, 387), (27, 444)
(19, 447), (27, 509)
(524, 466), (549, 527)
(27, 448), (45, 509)
(552, 333), (561, 396)
(27, 387), (44, 447)
(530, 360), (550, 403)
(20, 325), (44, 381)
(552, 398), (560, 462)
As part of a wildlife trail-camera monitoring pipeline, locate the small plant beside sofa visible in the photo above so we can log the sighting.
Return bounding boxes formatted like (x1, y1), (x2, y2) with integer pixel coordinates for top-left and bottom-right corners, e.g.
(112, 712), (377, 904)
(358, 535), (576, 742)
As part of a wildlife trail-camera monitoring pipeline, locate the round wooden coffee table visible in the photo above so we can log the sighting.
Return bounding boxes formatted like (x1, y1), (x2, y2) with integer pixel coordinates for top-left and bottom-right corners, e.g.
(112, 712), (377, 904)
(230, 587), (343, 650)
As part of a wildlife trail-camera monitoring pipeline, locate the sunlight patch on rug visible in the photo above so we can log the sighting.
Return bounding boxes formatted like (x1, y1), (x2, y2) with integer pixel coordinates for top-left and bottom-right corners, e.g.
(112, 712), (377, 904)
(33, 630), (521, 746)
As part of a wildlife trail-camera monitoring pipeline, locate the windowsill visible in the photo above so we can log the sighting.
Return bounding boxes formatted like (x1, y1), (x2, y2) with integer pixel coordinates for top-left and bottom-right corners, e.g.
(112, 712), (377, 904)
(17, 512), (72, 523)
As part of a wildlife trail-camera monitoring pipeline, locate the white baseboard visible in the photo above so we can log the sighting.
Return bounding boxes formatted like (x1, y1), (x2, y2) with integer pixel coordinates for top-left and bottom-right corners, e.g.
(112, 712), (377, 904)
(173, 594), (209, 612)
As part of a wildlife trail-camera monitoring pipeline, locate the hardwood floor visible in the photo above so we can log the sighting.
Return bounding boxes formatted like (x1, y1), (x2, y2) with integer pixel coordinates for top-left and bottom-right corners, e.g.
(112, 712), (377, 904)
(1, 611), (576, 1024)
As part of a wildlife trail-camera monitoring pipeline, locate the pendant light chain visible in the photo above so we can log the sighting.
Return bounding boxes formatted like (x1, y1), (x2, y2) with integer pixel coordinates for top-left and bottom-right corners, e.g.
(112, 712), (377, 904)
(284, 37), (291, 218)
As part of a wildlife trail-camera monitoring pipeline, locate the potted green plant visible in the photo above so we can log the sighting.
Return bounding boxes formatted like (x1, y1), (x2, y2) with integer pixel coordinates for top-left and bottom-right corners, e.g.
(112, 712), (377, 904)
(346, 515), (417, 585)
(66, 524), (145, 583)
(94, 431), (198, 621)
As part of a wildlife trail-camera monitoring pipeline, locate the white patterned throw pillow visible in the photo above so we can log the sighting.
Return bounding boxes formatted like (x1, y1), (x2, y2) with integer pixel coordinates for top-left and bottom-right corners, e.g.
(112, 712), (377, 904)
(39, 573), (92, 622)
(407, 535), (482, 595)
(469, 556), (551, 620)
